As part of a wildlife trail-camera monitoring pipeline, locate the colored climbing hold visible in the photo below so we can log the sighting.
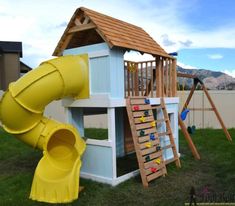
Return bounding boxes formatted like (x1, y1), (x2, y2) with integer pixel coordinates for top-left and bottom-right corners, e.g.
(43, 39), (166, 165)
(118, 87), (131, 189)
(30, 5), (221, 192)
(145, 98), (150, 104)
(155, 158), (161, 164)
(139, 116), (146, 123)
(151, 167), (157, 173)
(151, 121), (156, 127)
(145, 142), (152, 148)
(150, 133), (155, 141)
(156, 144), (161, 151)
(145, 156), (150, 162)
(133, 105), (139, 111)
(140, 130), (145, 136)
(144, 110), (149, 116)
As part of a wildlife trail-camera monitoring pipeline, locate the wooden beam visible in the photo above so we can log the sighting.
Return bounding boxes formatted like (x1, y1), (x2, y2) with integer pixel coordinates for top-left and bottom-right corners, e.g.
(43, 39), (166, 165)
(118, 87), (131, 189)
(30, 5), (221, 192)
(134, 63), (139, 96)
(177, 73), (197, 79)
(75, 18), (82, 25)
(187, 108), (213, 111)
(95, 28), (113, 48)
(169, 59), (172, 97)
(172, 59), (177, 96)
(156, 56), (161, 97)
(56, 33), (74, 56)
(182, 84), (196, 112)
(68, 22), (96, 33)
(82, 16), (90, 24)
(144, 67), (155, 97)
(161, 58), (165, 97)
(202, 85), (232, 141)
(164, 58), (169, 97)
(178, 113), (201, 160)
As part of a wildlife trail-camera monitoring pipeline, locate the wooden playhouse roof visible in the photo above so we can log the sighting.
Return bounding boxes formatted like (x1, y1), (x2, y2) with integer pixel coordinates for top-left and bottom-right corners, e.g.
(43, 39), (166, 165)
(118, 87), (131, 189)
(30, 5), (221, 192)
(53, 7), (171, 58)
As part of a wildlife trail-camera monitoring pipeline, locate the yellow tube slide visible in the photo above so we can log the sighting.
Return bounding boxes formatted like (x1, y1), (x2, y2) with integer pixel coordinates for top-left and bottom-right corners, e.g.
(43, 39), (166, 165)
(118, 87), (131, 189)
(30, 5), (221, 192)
(0, 55), (89, 203)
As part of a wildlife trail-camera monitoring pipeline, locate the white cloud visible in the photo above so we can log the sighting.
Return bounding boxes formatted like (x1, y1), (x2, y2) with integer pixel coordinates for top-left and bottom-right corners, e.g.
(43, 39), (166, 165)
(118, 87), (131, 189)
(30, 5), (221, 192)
(223, 69), (235, 78)
(124, 51), (154, 62)
(207, 54), (224, 59)
(0, 0), (235, 67)
(177, 62), (199, 69)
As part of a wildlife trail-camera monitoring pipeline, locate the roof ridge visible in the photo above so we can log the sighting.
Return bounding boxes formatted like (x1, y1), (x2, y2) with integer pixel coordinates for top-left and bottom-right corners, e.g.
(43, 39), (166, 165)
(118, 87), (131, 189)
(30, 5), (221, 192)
(80, 7), (143, 30)
(53, 7), (171, 58)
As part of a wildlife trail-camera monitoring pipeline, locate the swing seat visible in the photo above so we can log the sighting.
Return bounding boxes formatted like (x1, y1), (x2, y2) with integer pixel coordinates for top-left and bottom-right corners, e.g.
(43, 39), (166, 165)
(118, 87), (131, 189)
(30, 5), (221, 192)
(181, 109), (190, 121)
(191, 125), (196, 133)
(187, 126), (192, 134)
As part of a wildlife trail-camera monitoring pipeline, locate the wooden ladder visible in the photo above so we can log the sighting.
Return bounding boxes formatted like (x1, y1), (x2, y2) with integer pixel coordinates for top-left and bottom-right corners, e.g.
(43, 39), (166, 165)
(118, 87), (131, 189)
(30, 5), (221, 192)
(158, 98), (181, 167)
(126, 96), (180, 187)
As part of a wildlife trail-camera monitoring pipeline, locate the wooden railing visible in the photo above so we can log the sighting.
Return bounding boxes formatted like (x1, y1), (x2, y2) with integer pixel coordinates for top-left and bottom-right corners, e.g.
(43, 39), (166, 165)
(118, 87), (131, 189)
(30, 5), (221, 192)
(124, 57), (177, 98)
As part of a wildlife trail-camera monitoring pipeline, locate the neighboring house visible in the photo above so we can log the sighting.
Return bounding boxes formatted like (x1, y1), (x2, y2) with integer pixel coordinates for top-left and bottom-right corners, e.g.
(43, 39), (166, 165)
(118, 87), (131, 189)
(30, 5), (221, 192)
(0, 41), (31, 90)
(20, 61), (32, 76)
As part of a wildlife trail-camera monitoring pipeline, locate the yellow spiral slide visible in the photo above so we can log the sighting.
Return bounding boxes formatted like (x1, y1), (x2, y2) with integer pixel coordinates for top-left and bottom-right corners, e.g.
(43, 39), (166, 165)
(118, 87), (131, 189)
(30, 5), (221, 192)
(0, 55), (89, 203)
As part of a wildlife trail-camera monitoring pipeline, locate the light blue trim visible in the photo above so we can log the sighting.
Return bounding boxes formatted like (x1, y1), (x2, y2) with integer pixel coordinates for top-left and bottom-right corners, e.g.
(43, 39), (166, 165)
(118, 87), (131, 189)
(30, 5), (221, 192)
(81, 144), (113, 178)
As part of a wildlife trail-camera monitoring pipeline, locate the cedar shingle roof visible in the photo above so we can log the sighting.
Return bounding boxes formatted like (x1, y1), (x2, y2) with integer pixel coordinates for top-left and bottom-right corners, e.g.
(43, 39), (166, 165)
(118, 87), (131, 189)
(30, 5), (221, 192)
(53, 7), (171, 58)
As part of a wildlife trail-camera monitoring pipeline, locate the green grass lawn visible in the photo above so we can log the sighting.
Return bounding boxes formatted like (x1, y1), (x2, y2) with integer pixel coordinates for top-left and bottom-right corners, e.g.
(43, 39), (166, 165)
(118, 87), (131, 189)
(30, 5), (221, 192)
(0, 127), (235, 206)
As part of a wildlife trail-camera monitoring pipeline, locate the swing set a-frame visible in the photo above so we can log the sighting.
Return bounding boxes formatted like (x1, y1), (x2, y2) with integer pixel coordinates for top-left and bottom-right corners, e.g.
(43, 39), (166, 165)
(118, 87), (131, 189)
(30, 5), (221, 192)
(177, 72), (232, 160)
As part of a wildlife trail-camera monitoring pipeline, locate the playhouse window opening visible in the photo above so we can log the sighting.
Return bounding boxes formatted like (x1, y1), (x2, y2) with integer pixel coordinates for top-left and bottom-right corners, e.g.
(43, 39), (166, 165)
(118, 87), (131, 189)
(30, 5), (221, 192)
(83, 108), (108, 140)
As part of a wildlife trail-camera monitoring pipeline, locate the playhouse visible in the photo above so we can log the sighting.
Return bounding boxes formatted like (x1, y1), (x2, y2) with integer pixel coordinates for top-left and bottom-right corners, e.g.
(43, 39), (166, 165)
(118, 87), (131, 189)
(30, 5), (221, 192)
(52, 7), (180, 186)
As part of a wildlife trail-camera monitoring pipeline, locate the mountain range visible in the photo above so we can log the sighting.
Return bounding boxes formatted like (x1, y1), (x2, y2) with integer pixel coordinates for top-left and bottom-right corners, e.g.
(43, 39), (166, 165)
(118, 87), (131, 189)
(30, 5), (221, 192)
(177, 66), (235, 90)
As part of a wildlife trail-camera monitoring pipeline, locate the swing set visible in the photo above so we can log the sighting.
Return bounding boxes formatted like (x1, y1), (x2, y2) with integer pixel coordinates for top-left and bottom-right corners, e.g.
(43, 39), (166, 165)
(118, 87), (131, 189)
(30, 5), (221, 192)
(177, 72), (232, 160)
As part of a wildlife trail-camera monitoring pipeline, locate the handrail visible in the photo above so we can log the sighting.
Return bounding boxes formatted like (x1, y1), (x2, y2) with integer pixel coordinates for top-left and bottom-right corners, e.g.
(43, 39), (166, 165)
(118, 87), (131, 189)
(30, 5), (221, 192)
(124, 57), (177, 98)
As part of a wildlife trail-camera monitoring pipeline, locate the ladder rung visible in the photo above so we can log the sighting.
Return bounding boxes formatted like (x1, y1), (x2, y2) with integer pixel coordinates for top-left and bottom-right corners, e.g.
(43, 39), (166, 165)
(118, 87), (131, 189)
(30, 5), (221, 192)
(138, 135), (153, 143)
(137, 128), (156, 136)
(132, 105), (151, 111)
(141, 147), (157, 156)
(136, 122), (155, 130)
(146, 170), (165, 182)
(144, 156), (163, 170)
(151, 105), (163, 109)
(139, 139), (160, 150)
(143, 151), (162, 163)
(165, 157), (178, 165)
(158, 131), (171, 137)
(134, 116), (154, 124)
(145, 162), (165, 175)
(133, 110), (153, 118)
(156, 118), (169, 123)
(162, 144), (174, 150)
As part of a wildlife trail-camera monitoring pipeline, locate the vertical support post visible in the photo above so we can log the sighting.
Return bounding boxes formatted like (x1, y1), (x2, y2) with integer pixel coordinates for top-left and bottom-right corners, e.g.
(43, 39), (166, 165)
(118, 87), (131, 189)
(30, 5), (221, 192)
(134, 62), (139, 96)
(165, 58), (169, 97)
(156, 56), (161, 97)
(161, 58), (165, 97)
(126, 62), (130, 97)
(169, 59), (172, 97)
(172, 59), (177, 97)
(108, 108), (117, 179)
(150, 61), (154, 97)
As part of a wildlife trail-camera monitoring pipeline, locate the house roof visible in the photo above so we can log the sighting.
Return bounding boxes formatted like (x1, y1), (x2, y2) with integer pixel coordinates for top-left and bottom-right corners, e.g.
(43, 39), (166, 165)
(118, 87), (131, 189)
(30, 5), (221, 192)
(20, 61), (32, 73)
(0, 41), (22, 57)
(53, 7), (172, 58)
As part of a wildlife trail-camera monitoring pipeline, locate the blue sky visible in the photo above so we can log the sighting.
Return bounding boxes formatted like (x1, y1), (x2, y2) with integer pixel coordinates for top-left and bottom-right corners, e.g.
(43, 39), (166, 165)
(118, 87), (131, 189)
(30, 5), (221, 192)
(0, 0), (235, 76)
